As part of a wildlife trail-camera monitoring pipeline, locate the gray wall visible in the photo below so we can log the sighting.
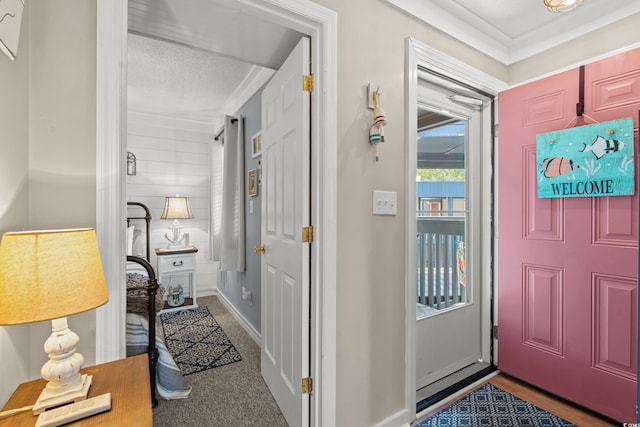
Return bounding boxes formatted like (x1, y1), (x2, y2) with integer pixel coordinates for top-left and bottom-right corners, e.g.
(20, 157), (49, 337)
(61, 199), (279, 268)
(218, 87), (263, 334)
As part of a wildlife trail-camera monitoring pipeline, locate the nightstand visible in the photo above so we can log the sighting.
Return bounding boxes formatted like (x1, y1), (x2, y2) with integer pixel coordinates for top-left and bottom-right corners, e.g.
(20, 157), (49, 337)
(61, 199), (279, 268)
(1, 355), (152, 426)
(155, 246), (199, 313)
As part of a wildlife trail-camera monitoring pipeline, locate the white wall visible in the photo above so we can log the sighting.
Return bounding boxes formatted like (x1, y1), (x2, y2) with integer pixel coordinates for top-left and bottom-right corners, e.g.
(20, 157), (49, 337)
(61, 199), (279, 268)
(126, 111), (218, 296)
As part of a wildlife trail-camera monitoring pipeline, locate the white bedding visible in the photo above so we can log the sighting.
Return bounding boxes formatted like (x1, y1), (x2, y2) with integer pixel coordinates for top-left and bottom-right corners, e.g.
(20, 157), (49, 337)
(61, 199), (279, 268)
(126, 313), (191, 400)
(127, 260), (149, 276)
(126, 225), (146, 257)
(127, 258), (188, 399)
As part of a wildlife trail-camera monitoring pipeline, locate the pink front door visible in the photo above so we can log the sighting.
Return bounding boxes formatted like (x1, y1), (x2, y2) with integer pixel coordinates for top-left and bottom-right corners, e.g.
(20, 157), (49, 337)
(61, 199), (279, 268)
(498, 49), (639, 422)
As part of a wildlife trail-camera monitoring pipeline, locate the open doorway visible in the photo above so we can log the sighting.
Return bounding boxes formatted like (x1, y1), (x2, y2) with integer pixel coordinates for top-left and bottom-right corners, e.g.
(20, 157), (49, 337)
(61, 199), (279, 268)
(96, 1), (338, 426)
(414, 74), (494, 411)
(404, 37), (506, 421)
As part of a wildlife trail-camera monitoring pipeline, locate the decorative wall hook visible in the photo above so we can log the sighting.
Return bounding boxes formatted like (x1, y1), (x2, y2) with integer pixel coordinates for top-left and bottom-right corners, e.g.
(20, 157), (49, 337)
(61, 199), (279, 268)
(368, 84), (388, 162)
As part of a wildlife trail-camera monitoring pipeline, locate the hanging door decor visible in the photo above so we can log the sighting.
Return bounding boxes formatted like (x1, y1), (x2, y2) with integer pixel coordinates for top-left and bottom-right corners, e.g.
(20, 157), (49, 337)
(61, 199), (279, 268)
(536, 117), (635, 198)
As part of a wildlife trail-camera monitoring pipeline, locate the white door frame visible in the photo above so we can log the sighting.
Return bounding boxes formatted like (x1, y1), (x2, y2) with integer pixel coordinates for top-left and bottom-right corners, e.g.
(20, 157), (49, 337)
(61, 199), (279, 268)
(404, 36), (506, 420)
(95, 1), (337, 425)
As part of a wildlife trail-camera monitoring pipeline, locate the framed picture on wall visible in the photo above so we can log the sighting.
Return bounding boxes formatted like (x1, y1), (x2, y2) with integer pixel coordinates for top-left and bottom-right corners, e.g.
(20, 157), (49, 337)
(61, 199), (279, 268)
(248, 169), (258, 197)
(251, 132), (262, 158)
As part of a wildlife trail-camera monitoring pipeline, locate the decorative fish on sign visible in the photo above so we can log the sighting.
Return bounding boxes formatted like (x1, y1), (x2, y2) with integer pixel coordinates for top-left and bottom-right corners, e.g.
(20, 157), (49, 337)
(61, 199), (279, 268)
(541, 157), (579, 178)
(581, 135), (624, 159)
(535, 117), (634, 198)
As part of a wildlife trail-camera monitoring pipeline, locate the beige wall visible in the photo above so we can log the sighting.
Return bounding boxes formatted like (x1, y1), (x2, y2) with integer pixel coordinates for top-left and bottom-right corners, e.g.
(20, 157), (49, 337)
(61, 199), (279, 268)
(311, 1), (506, 425)
(28, 1), (97, 229)
(2, 0), (638, 421)
(509, 13), (640, 85)
(0, 0), (30, 407)
(26, 0), (98, 378)
(0, 0), (97, 406)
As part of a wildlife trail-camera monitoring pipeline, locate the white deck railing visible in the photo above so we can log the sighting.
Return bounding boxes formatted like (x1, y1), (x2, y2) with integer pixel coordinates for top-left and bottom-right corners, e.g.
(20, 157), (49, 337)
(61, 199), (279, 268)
(416, 217), (466, 310)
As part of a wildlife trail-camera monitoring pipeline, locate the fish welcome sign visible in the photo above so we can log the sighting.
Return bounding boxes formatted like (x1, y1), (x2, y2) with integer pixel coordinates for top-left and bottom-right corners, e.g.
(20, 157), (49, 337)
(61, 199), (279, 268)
(536, 117), (635, 199)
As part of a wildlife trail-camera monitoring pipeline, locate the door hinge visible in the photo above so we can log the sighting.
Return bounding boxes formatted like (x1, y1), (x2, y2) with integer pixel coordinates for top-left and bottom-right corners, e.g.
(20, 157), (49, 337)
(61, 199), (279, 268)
(302, 376), (313, 394)
(302, 226), (314, 243)
(492, 325), (498, 340)
(303, 74), (314, 92)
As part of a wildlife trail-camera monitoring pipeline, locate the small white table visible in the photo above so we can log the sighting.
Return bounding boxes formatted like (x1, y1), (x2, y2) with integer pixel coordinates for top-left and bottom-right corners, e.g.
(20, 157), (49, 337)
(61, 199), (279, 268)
(155, 246), (198, 313)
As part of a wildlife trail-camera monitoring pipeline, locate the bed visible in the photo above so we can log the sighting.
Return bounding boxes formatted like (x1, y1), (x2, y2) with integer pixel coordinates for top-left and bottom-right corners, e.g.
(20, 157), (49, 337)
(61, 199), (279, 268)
(126, 202), (191, 406)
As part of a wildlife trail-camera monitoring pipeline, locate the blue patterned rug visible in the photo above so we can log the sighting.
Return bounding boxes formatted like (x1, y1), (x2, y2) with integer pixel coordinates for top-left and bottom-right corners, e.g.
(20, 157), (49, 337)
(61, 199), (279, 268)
(160, 306), (242, 375)
(414, 383), (576, 427)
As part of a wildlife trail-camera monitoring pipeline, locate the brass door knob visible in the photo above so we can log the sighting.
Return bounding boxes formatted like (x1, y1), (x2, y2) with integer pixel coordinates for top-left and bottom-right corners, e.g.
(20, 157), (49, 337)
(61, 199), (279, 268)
(254, 244), (266, 253)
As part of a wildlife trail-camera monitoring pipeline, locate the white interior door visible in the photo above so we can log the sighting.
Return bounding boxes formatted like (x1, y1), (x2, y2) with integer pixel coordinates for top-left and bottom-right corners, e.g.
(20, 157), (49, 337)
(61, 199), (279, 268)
(415, 79), (484, 389)
(260, 37), (311, 427)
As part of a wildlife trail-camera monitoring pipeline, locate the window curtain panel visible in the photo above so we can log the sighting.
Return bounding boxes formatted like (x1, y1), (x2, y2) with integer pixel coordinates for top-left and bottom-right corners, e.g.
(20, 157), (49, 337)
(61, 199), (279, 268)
(209, 131), (224, 262)
(219, 115), (246, 272)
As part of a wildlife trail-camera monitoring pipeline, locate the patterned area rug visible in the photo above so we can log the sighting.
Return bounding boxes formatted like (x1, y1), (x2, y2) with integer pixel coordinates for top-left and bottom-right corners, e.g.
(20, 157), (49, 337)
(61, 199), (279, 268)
(160, 306), (242, 375)
(415, 383), (576, 427)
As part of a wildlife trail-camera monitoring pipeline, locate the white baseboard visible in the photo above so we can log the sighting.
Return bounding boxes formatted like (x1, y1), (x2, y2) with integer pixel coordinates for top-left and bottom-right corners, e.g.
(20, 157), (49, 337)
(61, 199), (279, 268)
(198, 286), (217, 298)
(215, 291), (261, 346)
(372, 409), (411, 427)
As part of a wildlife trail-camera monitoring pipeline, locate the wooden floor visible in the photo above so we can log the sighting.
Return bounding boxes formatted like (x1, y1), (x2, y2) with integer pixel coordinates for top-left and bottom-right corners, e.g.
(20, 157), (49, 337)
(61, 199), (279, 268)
(420, 373), (620, 426)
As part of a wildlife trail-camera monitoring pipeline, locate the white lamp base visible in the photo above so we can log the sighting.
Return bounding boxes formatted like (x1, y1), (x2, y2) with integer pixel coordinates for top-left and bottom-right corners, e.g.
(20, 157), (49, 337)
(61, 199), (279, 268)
(33, 317), (93, 414)
(165, 219), (186, 248)
(32, 374), (93, 414)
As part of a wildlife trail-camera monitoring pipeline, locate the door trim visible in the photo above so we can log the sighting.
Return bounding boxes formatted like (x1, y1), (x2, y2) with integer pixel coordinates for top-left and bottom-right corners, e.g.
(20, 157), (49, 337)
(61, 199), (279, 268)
(96, 1), (338, 426)
(404, 36), (507, 421)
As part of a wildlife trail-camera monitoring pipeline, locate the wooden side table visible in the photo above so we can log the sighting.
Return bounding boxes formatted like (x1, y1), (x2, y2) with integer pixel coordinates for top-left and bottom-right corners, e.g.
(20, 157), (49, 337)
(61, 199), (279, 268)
(1, 354), (152, 426)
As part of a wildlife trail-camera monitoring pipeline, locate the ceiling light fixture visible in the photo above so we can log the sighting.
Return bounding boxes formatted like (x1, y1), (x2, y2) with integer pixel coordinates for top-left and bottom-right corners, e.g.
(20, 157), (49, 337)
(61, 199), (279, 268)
(544, 0), (584, 13)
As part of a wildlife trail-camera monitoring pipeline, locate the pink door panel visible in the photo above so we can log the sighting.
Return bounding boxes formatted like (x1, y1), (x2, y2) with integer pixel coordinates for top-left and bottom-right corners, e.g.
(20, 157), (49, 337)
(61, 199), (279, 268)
(498, 48), (639, 422)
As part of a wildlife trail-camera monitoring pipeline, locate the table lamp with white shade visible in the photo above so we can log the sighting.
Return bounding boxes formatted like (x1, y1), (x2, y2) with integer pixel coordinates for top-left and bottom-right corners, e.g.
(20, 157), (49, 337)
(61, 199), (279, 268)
(161, 195), (193, 248)
(0, 228), (109, 414)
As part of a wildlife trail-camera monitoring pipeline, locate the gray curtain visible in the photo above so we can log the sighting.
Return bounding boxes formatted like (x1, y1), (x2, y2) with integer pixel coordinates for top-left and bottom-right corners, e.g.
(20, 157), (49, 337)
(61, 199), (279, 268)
(219, 115), (245, 272)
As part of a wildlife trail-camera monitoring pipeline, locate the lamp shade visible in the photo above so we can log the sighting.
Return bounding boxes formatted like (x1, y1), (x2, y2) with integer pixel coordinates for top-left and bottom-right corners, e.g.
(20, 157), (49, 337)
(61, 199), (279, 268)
(0, 228), (108, 325)
(161, 196), (194, 220)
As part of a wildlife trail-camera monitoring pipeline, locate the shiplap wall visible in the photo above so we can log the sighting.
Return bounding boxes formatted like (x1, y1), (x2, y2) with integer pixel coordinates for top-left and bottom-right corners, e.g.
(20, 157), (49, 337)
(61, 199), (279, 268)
(126, 111), (221, 296)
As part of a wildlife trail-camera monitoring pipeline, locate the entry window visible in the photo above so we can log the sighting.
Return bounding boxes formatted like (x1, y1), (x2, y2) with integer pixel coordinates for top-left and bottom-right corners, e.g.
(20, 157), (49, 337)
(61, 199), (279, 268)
(416, 114), (468, 316)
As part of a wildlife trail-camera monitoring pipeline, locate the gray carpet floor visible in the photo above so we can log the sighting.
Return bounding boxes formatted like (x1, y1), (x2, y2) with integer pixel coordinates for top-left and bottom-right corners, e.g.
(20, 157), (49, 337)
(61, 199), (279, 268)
(152, 295), (288, 427)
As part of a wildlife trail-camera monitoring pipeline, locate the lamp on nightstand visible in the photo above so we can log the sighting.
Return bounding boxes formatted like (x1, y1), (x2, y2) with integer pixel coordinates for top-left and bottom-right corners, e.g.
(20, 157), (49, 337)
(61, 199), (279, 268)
(0, 228), (109, 414)
(161, 195), (194, 248)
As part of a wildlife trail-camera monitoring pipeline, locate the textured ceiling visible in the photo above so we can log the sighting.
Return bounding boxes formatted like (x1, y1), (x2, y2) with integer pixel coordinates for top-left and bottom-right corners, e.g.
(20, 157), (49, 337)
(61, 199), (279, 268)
(128, 0), (640, 123)
(127, 0), (301, 123)
(127, 33), (273, 122)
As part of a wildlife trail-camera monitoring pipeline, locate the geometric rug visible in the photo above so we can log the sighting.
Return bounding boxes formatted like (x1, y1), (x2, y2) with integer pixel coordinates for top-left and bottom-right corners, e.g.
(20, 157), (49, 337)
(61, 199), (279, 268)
(160, 306), (242, 375)
(414, 383), (576, 427)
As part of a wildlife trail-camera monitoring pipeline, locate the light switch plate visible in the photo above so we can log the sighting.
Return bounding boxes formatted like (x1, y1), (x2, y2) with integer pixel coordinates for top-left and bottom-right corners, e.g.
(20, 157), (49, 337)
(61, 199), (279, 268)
(373, 190), (397, 215)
